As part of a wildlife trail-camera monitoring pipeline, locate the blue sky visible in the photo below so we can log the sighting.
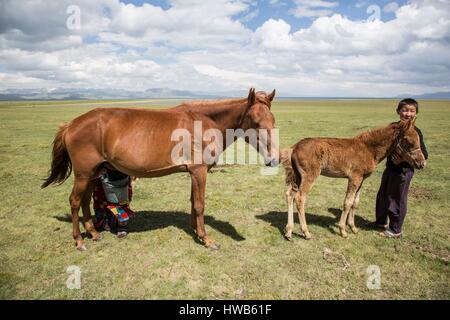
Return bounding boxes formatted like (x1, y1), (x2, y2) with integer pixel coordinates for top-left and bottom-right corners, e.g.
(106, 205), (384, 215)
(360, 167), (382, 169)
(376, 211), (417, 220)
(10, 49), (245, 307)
(122, 0), (409, 30)
(0, 0), (449, 97)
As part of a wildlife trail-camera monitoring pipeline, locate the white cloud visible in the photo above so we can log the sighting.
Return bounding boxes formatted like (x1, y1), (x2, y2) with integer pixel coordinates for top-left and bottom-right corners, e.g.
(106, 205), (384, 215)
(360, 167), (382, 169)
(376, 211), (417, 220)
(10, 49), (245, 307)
(104, 0), (251, 50)
(253, 19), (295, 49)
(291, 0), (339, 18)
(355, 0), (369, 9)
(383, 2), (399, 13)
(241, 8), (260, 22)
(0, 0), (449, 97)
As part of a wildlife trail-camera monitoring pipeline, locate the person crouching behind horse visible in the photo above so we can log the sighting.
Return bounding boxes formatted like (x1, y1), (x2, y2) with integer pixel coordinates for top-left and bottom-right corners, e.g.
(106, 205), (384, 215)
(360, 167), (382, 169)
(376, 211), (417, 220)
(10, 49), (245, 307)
(93, 169), (135, 238)
(373, 99), (428, 238)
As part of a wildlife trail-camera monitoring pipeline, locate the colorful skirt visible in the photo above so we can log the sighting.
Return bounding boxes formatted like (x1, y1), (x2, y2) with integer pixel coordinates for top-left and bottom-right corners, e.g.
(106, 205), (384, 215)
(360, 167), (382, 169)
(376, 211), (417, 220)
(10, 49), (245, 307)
(93, 178), (135, 229)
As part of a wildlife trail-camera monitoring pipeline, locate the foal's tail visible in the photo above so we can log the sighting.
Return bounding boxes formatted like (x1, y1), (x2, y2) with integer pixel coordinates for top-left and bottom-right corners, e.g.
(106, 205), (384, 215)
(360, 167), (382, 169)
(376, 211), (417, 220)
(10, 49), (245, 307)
(41, 123), (72, 188)
(280, 148), (301, 190)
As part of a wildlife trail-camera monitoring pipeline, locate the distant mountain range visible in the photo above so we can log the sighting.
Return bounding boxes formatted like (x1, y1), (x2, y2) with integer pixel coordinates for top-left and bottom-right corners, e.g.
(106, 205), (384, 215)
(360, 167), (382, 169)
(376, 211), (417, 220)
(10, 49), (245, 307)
(0, 87), (222, 101)
(1, 87), (449, 100)
(397, 92), (450, 99)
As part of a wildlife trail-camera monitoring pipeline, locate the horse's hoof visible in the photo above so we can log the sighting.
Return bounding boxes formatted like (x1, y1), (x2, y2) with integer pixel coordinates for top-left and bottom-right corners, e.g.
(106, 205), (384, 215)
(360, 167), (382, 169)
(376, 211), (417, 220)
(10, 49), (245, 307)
(339, 227), (348, 238)
(303, 233), (312, 240)
(207, 243), (220, 250)
(77, 244), (87, 251)
(351, 227), (359, 234)
(92, 233), (103, 241)
(284, 229), (293, 240)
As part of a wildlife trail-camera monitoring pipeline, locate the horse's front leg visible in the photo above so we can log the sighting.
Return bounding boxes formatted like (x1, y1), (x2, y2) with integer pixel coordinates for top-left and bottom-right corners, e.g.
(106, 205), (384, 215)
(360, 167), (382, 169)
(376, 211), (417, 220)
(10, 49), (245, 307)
(339, 177), (363, 238)
(347, 184), (363, 234)
(190, 182), (197, 232)
(188, 164), (219, 250)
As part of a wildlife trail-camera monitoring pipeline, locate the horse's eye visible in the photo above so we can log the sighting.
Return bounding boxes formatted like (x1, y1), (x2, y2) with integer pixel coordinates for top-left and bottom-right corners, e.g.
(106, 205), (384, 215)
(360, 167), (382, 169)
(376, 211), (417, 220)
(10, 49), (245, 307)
(401, 141), (413, 149)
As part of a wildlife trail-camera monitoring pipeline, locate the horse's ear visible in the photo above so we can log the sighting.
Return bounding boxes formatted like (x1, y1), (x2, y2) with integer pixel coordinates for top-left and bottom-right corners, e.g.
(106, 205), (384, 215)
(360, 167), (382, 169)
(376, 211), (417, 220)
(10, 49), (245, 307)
(397, 119), (407, 135)
(410, 117), (417, 129)
(247, 87), (256, 107)
(404, 117), (416, 131)
(399, 118), (408, 128)
(268, 89), (276, 102)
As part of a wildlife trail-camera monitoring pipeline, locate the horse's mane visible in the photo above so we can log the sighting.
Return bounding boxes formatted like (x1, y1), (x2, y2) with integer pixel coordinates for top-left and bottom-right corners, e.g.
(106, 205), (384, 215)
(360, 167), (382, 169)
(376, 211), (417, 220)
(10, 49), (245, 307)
(355, 123), (398, 142)
(182, 97), (247, 109)
(177, 91), (270, 111)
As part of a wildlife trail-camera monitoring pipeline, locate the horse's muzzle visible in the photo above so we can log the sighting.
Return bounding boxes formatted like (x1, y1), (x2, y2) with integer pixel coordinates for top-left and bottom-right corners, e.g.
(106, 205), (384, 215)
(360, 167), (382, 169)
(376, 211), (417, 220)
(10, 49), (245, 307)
(415, 160), (426, 170)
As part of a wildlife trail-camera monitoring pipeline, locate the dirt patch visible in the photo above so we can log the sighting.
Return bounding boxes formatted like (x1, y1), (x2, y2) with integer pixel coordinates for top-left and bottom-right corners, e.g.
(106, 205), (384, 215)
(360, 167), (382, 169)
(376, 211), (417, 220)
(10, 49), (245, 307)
(421, 247), (450, 265)
(406, 240), (450, 265)
(323, 247), (350, 271)
(409, 186), (435, 201)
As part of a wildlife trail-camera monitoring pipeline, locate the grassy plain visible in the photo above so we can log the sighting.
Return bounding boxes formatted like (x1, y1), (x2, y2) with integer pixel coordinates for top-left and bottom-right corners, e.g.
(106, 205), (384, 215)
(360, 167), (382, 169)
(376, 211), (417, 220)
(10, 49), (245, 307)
(0, 98), (448, 299)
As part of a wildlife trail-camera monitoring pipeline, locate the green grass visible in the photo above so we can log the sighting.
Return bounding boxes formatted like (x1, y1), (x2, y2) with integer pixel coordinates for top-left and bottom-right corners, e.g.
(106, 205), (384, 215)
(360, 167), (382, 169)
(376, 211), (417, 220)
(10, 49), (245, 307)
(0, 99), (449, 299)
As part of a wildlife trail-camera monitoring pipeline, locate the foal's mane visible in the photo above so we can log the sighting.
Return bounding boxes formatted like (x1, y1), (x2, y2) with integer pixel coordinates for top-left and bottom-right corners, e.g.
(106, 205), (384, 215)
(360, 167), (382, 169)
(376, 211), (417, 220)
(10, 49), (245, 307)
(355, 122), (398, 142)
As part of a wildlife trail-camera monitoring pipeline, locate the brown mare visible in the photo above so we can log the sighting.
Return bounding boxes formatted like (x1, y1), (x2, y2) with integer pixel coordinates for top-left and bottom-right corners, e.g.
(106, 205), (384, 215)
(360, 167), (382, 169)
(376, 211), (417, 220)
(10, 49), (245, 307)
(280, 118), (426, 240)
(42, 88), (277, 250)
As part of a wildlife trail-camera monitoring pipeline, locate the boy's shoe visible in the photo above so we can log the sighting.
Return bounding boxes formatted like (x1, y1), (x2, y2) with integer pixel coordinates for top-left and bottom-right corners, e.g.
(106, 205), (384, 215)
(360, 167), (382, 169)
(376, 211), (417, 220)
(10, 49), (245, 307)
(378, 229), (402, 238)
(117, 231), (128, 239)
(117, 221), (128, 239)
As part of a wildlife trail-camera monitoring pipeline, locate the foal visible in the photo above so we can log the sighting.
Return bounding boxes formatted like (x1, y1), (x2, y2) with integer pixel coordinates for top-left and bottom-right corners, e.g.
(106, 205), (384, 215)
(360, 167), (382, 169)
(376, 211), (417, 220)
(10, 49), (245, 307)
(280, 118), (426, 239)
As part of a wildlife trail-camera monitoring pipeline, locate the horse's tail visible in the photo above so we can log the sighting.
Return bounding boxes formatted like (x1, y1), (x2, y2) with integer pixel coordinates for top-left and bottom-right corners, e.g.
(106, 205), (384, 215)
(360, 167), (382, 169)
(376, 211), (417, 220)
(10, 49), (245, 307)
(41, 123), (72, 188)
(280, 148), (301, 190)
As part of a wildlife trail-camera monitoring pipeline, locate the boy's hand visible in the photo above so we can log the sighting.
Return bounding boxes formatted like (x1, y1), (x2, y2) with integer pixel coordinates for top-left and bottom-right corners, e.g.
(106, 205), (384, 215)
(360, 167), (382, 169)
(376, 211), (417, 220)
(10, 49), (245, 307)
(391, 150), (404, 165)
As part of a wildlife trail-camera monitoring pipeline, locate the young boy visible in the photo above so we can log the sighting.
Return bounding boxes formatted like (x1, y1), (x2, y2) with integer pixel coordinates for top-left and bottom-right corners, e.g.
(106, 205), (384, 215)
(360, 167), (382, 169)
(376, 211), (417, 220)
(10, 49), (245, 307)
(373, 98), (428, 238)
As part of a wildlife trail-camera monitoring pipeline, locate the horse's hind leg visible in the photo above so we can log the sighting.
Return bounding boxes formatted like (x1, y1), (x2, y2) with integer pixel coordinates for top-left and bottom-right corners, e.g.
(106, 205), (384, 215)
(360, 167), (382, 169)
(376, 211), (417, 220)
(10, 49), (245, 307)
(339, 177), (363, 238)
(284, 186), (296, 240)
(81, 180), (102, 241)
(348, 185), (362, 234)
(70, 177), (91, 251)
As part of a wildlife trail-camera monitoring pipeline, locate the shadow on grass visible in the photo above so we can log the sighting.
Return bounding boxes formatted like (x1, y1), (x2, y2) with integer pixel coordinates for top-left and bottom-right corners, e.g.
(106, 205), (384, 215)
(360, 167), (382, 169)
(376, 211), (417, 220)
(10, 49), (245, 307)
(256, 207), (372, 236)
(54, 210), (245, 242)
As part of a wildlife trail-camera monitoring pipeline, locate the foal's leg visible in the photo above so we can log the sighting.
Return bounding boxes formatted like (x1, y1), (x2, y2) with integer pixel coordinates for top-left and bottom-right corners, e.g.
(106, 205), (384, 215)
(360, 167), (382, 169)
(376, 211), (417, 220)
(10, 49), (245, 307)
(81, 180), (102, 241)
(348, 185), (362, 234)
(188, 165), (219, 250)
(338, 177), (362, 238)
(70, 177), (90, 251)
(295, 173), (317, 240)
(284, 185), (297, 240)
